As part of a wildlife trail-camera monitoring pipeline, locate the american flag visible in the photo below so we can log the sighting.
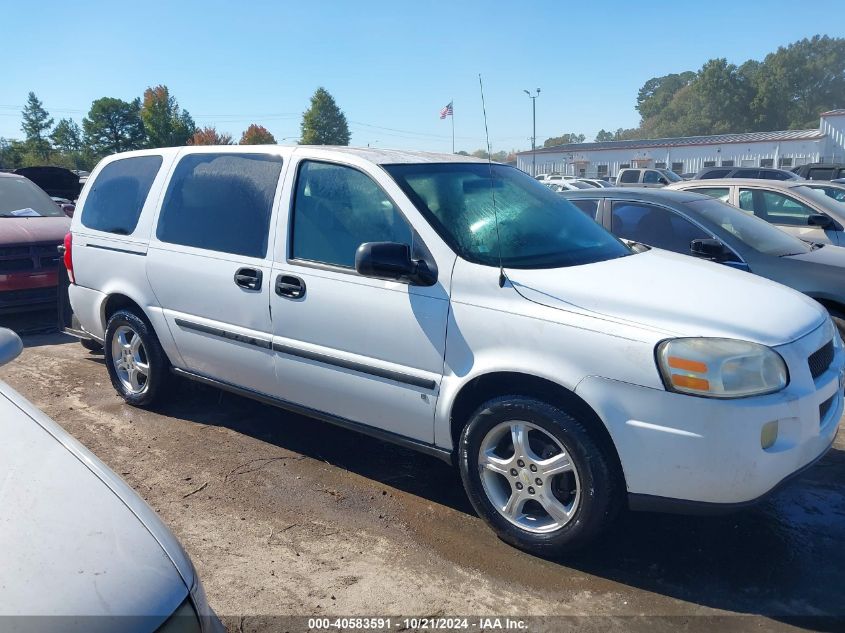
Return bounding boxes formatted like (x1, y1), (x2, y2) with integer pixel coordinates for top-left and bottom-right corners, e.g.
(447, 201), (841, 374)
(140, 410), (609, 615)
(439, 101), (453, 119)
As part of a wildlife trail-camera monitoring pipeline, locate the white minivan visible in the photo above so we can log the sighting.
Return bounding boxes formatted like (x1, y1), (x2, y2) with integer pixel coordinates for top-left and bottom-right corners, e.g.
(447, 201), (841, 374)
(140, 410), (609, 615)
(65, 146), (844, 554)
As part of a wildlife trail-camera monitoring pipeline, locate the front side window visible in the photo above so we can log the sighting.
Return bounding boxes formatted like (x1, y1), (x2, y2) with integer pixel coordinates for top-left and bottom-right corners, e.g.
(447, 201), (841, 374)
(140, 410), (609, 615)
(763, 170), (792, 181)
(610, 201), (709, 253)
(643, 170), (662, 184)
(570, 199), (599, 219)
(738, 188), (816, 226)
(385, 163), (629, 269)
(700, 169), (729, 179)
(156, 153), (282, 257)
(291, 161), (412, 268)
(734, 168), (760, 179)
(82, 156), (162, 233)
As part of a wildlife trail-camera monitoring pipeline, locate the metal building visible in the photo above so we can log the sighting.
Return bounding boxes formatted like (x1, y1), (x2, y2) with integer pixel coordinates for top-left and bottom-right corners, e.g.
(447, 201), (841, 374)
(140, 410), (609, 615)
(516, 110), (845, 178)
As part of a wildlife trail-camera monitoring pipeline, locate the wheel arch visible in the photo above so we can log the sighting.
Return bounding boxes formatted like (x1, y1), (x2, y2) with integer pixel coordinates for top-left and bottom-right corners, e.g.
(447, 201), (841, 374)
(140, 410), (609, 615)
(810, 295), (845, 317)
(448, 371), (625, 483)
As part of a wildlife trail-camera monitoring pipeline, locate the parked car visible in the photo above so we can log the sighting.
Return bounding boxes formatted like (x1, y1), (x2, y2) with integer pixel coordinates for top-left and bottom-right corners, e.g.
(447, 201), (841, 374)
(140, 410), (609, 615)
(668, 178), (845, 246)
(13, 166), (83, 200)
(562, 188), (845, 336)
(616, 167), (684, 188)
(791, 163), (845, 181)
(0, 328), (221, 633)
(0, 172), (70, 312)
(534, 172), (572, 183)
(51, 196), (76, 216)
(574, 178), (614, 188)
(802, 181), (845, 203)
(547, 180), (593, 191)
(65, 146), (843, 554)
(693, 166), (801, 181)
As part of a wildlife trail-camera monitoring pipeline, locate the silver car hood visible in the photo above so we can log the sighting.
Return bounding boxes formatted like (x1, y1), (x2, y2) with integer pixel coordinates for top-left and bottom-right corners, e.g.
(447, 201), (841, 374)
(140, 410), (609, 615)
(0, 382), (189, 630)
(507, 249), (826, 347)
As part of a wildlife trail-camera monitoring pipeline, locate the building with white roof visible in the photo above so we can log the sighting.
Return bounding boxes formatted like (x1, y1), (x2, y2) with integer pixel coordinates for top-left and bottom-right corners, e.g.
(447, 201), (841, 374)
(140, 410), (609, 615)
(516, 110), (845, 178)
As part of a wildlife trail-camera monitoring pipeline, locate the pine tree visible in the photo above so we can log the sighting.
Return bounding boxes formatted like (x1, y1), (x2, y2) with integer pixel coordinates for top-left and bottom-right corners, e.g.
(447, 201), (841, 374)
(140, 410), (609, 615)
(300, 88), (350, 145)
(21, 92), (54, 160)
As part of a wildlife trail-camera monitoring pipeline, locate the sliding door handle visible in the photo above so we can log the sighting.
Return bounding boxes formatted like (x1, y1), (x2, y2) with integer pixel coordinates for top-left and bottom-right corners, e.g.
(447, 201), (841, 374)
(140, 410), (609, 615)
(276, 274), (306, 299)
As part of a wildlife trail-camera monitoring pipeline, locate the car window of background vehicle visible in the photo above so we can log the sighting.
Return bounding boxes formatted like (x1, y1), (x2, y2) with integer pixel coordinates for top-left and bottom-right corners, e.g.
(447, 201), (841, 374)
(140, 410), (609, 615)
(610, 201), (709, 252)
(1, 177), (68, 218)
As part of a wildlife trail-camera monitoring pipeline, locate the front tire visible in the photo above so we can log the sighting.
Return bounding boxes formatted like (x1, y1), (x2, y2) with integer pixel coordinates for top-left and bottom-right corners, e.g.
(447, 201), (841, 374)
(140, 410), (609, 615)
(458, 396), (620, 556)
(104, 309), (170, 407)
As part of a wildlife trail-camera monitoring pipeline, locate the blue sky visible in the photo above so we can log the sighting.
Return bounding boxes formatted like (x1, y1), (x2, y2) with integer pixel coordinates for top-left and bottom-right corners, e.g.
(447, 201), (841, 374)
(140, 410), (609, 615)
(1, 1), (841, 153)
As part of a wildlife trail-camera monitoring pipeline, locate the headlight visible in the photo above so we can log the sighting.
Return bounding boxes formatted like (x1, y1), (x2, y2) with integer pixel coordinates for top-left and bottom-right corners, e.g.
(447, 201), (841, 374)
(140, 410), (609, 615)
(656, 338), (788, 398)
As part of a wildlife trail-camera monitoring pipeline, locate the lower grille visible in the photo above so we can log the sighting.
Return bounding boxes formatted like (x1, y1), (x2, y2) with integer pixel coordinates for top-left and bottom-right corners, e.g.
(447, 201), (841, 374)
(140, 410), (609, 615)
(808, 340), (834, 380)
(819, 394), (836, 423)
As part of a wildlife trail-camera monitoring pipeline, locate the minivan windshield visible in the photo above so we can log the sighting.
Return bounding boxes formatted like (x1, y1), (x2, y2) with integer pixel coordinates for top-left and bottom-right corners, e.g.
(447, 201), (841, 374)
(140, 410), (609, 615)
(0, 177), (65, 217)
(686, 198), (811, 256)
(385, 163), (631, 269)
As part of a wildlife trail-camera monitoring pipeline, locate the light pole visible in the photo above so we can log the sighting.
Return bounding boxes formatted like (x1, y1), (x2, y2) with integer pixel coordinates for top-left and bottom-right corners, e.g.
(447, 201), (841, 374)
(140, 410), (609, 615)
(524, 88), (541, 176)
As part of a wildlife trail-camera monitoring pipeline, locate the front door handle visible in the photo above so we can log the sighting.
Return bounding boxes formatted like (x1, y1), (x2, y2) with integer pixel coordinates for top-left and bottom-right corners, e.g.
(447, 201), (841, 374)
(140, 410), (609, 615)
(234, 267), (262, 291)
(276, 274), (306, 299)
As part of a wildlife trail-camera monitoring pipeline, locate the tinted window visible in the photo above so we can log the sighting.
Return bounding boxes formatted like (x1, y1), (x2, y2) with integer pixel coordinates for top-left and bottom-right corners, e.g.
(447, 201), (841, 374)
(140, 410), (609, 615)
(808, 168), (834, 181)
(386, 163), (630, 269)
(570, 199), (599, 219)
(734, 169), (760, 179)
(611, 202), (708, 253)
(700, 169), (729, 179)
(157, 153), (282, 257)
(763, 170), (791, 181)
(643, 170), (662, 184)
(688, 187), (730, 203)
(82, 156), (162, 234)
(738, 188), (816, 226)
(292, 161), (412, 268)
(619, 170), (639, 183)
(811, 185), (845, 202)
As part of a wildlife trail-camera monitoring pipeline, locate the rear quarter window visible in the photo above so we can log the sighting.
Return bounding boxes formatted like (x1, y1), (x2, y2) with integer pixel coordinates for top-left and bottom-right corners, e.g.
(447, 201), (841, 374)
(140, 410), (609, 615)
(618, 170), (640, 183)
(81, 156), (163, 235)
(156, 153), (283, 258)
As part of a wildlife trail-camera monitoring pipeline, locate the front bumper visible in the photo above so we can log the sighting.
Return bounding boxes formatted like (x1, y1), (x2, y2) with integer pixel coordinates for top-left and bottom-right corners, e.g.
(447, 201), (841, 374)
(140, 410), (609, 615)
(576, 322), (843, 507)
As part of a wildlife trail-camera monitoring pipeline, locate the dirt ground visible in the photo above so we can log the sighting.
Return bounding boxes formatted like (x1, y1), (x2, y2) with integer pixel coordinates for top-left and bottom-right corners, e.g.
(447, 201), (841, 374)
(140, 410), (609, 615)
(2, 323), (845, 632)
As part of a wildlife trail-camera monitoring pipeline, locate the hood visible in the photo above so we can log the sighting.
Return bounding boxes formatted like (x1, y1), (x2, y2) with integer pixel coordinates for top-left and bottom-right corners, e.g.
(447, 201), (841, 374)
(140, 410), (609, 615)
(0, 216), (70, 244)
(785, 243), (845, 267)
(507, 249), (826, 347)
(0, 386), (187, 629)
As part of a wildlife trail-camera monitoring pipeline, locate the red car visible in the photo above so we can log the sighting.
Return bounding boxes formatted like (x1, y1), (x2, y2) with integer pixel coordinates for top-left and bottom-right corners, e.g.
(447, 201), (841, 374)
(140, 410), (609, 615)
(0, 173), (71, 312)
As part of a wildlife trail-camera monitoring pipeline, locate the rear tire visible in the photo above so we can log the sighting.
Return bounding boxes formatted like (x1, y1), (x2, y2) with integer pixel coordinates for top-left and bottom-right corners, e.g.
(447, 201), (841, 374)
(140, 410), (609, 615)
(104, 309), (170, 407)
(458, 395), (620, 556)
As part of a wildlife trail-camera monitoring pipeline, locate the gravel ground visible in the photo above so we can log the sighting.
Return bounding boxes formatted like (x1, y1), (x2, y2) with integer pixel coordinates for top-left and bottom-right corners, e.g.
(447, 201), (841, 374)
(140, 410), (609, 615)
(2, 329), (844, 633)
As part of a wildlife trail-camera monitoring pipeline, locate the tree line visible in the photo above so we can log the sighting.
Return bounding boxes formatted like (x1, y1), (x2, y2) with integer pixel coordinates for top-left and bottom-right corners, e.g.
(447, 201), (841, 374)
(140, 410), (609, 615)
(541, 35), (845, 147)
(0, 86), (351, 170)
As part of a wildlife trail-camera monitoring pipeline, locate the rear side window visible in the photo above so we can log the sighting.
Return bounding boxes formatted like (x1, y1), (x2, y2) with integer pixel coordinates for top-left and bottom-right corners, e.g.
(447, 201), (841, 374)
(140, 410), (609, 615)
(808, 168), (834, 180)
(700, 169), (729, 179)
(688, 187), (730, 203)
(81, 156), (162, 234)
(618, 170), (639, 183)
(156, 153), (282, 258)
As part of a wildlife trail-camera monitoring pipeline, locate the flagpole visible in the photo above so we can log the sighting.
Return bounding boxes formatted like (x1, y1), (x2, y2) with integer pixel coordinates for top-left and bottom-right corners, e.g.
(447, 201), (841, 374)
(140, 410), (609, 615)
(451, 98), (455, 154)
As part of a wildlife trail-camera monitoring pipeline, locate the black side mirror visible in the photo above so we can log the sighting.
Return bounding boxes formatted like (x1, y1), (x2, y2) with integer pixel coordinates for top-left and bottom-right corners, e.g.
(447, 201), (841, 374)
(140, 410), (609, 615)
(808, 214), (833, 229)
(690, 238), (729, 260)
(658, 177), (668, 185)
(355, 242), (436, 286)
